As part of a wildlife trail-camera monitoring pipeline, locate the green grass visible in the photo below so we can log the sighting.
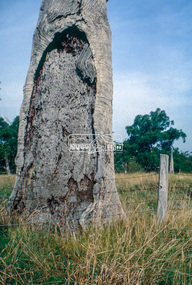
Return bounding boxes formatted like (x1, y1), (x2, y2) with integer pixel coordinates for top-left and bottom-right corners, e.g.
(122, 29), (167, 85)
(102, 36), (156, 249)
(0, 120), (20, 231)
(0, 175), (15, 201)
(0, 173), (192, 284)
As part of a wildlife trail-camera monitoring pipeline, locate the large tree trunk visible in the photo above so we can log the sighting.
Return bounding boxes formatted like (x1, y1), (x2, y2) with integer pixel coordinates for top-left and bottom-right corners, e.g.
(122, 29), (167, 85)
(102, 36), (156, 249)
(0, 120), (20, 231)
(8, 0), (124, 230)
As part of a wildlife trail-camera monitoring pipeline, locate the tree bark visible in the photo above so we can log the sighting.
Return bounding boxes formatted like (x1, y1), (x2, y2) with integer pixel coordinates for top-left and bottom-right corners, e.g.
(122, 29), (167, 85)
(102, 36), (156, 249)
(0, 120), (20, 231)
(8, 0), (124, 230)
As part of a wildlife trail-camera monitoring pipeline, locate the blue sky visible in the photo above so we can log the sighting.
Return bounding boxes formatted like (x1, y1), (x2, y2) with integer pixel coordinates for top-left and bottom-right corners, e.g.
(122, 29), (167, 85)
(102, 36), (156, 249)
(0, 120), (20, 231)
(0, 0), (192, 152)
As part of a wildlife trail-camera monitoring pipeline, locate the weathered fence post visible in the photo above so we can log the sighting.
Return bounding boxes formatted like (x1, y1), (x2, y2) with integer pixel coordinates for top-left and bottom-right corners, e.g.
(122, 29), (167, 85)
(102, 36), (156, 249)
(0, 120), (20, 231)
(157, 154), (169, 223)
(169, 147), (174, 174)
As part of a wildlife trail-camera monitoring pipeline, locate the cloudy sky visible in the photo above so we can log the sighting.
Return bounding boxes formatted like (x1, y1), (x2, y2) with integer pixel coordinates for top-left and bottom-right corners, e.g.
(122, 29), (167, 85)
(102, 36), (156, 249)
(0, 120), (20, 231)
(0, 0), (191, 152)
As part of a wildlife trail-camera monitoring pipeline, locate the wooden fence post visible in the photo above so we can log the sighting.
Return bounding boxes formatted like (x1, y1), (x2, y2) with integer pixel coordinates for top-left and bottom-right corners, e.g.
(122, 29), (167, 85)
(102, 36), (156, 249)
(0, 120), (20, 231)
(169, 147), (174, 174)
(157, 154), (169, 223)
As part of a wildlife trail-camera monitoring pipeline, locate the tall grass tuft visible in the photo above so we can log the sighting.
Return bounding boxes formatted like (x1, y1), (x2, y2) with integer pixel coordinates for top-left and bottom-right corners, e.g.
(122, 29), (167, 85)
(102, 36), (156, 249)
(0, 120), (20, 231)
(0, 173), (191, 284)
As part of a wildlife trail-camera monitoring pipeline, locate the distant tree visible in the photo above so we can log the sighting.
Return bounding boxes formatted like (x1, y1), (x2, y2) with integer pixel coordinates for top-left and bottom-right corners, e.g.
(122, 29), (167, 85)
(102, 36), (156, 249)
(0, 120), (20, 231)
(114, 108), (187, 172)
(0, 116), (19, 174)
(126, 108), (186, 151)
(173, 149), (192, 173)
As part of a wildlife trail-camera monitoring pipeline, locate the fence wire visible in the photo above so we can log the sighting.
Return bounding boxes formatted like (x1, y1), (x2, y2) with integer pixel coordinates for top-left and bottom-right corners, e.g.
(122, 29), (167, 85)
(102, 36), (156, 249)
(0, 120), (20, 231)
(0, 172), (191, 228)
(0, 204), (191, 228)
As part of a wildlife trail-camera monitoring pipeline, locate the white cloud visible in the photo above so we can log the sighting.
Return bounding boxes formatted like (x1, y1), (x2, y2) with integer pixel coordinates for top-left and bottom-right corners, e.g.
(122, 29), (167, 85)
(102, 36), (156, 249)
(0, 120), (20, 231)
(112, 70), (192, 152)
(0, 81), (23, 121)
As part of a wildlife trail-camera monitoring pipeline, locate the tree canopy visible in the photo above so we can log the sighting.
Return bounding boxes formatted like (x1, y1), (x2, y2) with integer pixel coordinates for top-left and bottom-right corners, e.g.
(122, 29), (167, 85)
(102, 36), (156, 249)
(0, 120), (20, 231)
(114, 108), (190, 172)
(126, 108), (186, 153)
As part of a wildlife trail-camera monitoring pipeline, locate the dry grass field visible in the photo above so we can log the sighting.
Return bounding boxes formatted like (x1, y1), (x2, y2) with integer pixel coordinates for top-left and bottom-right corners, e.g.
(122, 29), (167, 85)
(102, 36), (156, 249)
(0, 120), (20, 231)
(0, 173), (191, 284)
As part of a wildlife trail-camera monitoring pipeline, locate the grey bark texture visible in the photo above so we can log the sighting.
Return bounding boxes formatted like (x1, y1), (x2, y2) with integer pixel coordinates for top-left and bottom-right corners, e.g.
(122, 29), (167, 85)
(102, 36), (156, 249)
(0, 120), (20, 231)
(157, 154), (169, 223)
(8, 0), (124, 230)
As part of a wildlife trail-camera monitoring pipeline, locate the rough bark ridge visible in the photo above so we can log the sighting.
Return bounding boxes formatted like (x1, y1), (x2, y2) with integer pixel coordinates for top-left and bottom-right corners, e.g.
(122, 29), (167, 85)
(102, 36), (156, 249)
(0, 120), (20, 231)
(8, 0), (124, 229)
